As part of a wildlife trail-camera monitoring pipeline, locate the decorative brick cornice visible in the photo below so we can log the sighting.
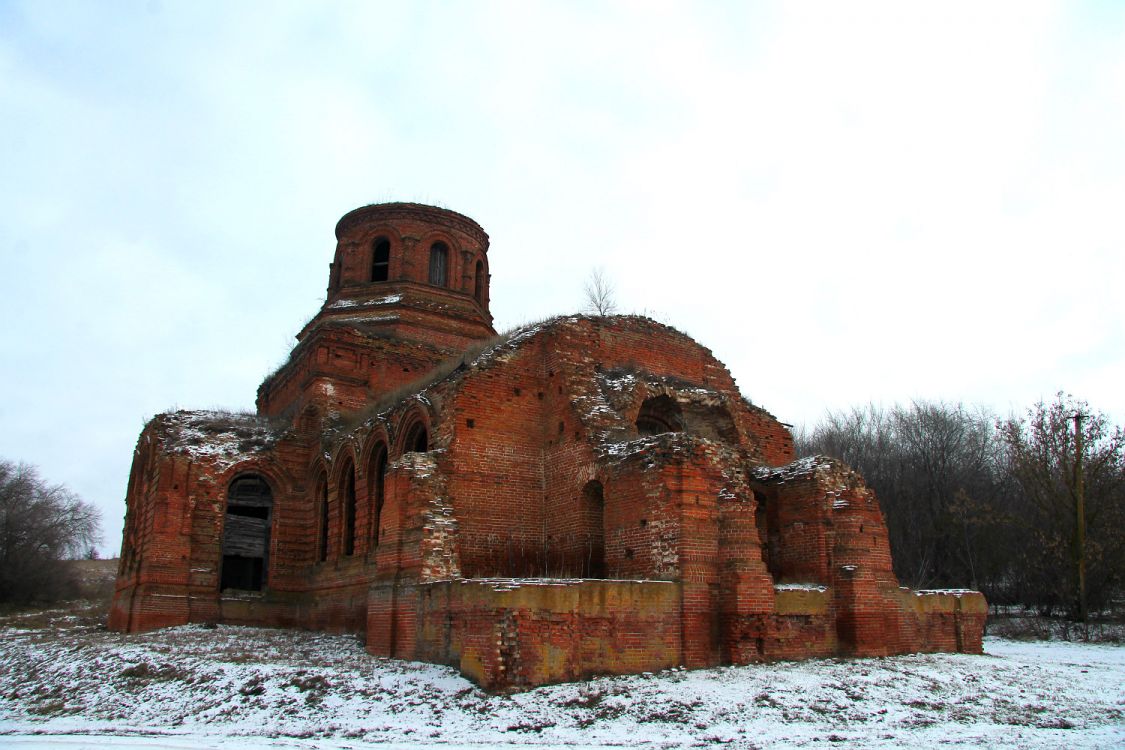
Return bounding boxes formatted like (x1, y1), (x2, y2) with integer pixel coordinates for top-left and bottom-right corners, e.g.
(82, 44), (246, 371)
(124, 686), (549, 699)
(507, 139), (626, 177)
(335, 203), (489, 249)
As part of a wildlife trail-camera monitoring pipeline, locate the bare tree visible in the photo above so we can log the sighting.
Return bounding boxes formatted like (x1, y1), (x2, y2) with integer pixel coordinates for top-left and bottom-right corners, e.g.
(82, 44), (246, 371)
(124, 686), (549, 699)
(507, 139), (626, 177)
(799, 401), (1012, 594)
(583, 268), (618, 315)
(800, 395), (1125, 615)
(998, 394), (1125, 616)
(0, 459), (102, 604)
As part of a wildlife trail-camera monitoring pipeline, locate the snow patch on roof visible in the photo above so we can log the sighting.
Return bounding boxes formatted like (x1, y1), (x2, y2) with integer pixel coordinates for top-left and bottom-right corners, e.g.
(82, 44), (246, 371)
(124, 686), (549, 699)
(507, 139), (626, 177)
(753, 455), (837, 483)
(157, 410), (283, 466)
(327, 294), (403, 310)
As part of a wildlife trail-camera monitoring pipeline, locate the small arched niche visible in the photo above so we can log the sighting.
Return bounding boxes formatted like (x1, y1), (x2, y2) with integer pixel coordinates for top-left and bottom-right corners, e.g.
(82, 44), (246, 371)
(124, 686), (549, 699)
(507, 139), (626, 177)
(636, 395), (684, 436)
(220, 475), (273, 592)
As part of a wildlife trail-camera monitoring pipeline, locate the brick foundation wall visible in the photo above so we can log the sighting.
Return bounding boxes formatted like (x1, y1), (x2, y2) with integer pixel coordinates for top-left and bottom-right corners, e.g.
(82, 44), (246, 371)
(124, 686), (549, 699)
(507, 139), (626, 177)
(411, 579), (682, 690)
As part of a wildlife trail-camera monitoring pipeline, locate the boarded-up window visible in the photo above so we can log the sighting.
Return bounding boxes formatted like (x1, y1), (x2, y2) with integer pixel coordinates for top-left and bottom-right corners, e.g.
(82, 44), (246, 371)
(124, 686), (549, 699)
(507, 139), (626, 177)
(372, 238), (390, 282)
(220, 476), (273, 592)
(428, 242), (448, 287)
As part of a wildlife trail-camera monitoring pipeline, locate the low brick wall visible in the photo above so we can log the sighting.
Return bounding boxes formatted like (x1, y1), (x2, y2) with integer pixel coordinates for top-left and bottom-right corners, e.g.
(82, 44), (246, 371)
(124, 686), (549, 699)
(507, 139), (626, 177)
(907, 589), (988, 654)
(404, 578), (682, 690)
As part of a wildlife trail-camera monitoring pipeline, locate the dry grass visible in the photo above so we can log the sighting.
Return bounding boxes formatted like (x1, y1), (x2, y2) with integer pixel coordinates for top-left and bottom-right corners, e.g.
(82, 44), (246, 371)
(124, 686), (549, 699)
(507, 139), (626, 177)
(987, 613), (1125, 643)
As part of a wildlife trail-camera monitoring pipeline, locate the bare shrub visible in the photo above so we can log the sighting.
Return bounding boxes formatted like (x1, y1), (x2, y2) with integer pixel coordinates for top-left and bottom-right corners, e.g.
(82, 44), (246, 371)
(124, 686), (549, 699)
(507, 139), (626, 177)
(0, 459), (102, 604)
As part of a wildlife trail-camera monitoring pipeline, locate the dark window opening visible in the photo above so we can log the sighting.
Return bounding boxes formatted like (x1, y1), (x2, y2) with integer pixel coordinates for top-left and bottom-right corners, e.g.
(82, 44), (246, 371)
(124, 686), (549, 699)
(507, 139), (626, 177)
(371, 238), (390, 282)
(221, 475), (273, 592)
(581, 480), (606, 578)
(404, 421), (429, 453)
(474, 260), (484, 304)
(754, 488), (782, 580)
(368, 444), (388, 546)
(317, 473), (329, 562)
(428, 242), (448, 287)
(636, 395), (684, 436)
(342, 461), (357, 556)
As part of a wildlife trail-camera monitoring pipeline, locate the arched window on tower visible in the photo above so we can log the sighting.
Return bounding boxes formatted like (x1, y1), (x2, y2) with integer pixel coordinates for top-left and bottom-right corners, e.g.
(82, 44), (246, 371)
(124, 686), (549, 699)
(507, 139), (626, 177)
(474, 260), (484, 304)
(342, 459), (357, 556)
(371, 238), (390, 282)
(367, 443), (388, 546)
(428, 242), (448, 287)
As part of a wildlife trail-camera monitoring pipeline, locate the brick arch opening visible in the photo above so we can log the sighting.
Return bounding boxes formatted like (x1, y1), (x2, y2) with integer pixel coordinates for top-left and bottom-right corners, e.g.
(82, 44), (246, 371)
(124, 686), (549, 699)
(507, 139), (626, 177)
(401, 416), (430, 454)
(581, 480), (606, 578)
(751, 484), (782, 581)
(220, 474), (274, 592)
(636, 395), (684, 436)
(681, 401), (738, 443)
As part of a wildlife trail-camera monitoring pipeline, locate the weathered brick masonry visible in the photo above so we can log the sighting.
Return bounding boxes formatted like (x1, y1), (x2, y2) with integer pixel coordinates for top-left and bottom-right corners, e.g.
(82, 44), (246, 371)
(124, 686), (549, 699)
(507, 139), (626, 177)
(109, 203), (986, 689)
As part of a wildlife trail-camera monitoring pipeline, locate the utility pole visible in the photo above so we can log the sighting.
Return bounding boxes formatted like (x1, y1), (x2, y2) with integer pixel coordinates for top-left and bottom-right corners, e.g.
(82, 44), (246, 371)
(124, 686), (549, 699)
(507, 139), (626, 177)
(1073, 412), (1087, 623)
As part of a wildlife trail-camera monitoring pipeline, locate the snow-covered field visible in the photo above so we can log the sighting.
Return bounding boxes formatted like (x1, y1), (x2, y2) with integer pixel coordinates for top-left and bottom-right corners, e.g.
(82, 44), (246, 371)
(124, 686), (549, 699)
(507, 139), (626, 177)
(1, 606), (1122, 749)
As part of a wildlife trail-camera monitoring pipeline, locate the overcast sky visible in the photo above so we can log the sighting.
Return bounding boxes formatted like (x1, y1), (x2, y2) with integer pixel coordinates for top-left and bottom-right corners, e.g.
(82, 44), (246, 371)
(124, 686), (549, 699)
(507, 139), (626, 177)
(2, 1), (1123, 554)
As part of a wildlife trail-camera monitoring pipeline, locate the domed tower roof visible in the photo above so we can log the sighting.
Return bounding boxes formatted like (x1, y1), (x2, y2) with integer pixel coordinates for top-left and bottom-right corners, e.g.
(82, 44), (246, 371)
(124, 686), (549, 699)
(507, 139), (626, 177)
(334, 202), (488, 246)
(299, 202), (495, 346)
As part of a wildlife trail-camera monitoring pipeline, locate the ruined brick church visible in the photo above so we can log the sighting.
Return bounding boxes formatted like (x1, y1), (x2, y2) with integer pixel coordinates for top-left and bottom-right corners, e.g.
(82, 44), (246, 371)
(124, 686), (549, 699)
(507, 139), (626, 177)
(110, 203), (985, 689)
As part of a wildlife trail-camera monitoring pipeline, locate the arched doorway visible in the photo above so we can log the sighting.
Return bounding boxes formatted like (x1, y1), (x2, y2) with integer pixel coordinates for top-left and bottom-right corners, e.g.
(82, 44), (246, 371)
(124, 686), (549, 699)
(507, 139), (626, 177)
(220, 475), (274, 592)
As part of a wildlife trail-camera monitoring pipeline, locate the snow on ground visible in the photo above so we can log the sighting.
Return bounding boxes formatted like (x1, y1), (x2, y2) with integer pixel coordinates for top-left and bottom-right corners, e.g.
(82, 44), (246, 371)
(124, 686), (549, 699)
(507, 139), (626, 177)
(1, 607), (1122, 749)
